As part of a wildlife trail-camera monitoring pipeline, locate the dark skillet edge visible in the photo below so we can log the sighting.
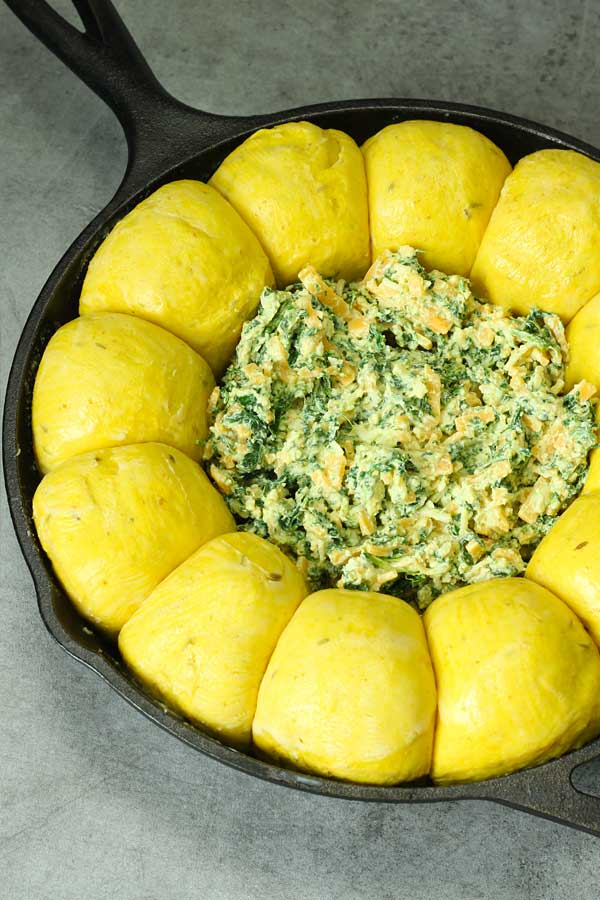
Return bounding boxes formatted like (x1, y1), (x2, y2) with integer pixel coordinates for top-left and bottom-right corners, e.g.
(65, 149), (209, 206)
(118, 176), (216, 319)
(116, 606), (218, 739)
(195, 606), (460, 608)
(3, 95), (600, 837)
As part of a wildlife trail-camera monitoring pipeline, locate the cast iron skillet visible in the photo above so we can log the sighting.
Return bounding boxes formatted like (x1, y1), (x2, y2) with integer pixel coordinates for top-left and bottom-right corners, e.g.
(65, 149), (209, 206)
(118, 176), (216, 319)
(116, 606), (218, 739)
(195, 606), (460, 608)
(4, 0), (600, 836)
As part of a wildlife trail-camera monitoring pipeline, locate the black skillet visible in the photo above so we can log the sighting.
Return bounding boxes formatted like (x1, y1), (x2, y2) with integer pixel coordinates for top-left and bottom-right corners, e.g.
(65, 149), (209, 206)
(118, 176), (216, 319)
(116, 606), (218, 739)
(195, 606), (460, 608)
(3, 0), (600, 837)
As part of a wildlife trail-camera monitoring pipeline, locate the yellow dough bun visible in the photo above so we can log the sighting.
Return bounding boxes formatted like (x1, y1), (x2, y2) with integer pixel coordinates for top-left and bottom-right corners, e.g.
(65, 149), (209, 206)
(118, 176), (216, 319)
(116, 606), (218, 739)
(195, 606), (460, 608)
(471, 150), (600, 322)
(32, 313), (214, 473)
(526, 493), (600, 646)
(424, 577), (600, 784)
(79, 180), (274, 375)
(564, 292), (600, 390)
(33, 443), (235, 636)
(119, 532), (307, 746)
(210, 121), (370, 287)
(582, 410), (600, 495)
(362, 119), (511, 275)
(252, 588), (437, 784)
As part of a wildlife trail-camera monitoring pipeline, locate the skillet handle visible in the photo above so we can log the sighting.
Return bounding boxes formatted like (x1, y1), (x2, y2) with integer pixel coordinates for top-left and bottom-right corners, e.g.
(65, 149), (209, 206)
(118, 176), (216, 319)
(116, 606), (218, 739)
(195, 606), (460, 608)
(5, 0), (243, 194)
(483, 743), (600, 837)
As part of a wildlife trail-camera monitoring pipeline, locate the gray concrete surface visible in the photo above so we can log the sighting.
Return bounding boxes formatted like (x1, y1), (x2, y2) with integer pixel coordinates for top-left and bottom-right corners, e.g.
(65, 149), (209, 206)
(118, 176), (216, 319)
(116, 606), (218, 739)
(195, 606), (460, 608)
(2, 0), (600, 897)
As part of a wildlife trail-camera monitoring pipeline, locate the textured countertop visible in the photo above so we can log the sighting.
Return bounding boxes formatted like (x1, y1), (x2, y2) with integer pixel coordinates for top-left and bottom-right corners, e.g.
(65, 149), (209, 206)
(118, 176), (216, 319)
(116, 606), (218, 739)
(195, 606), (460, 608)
(2, 1), (599, 896)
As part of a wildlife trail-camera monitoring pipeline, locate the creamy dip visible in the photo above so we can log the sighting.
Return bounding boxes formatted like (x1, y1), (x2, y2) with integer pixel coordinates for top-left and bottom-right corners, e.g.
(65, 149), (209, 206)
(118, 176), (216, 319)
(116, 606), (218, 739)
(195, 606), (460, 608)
(205, 248), (596, 607)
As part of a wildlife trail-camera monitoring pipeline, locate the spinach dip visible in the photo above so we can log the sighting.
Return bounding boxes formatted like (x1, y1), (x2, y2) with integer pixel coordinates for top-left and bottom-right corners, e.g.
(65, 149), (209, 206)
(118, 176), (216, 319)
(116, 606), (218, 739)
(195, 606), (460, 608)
(204, 248), (596, 607)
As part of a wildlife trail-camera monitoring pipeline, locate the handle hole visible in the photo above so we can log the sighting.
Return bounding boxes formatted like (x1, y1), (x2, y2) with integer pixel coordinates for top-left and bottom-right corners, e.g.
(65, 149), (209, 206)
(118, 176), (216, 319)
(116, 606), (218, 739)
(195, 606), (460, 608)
(570, 757), (600, 799)
(46, 0), (86, 33)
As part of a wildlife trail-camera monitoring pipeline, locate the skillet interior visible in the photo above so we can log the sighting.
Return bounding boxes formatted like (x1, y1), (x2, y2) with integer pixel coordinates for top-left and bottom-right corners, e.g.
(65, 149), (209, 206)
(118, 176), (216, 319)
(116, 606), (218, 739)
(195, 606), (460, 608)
(4, 95), (600, 830)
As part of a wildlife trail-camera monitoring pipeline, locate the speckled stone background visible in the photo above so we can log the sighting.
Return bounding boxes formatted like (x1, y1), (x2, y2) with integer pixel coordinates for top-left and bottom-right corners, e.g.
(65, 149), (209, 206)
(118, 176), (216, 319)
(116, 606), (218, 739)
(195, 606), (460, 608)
(2, 1), (600, 897)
